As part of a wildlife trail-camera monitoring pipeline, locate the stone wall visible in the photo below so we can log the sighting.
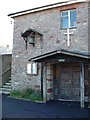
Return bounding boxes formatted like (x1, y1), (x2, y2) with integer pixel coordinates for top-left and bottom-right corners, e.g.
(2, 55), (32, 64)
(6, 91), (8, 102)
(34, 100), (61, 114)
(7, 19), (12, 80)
(12, 2), (88, 92)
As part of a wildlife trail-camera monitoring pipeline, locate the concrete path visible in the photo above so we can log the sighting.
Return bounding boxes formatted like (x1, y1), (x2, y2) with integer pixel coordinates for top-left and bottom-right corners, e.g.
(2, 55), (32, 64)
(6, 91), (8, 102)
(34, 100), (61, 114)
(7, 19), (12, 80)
(1, 94), (89, 119)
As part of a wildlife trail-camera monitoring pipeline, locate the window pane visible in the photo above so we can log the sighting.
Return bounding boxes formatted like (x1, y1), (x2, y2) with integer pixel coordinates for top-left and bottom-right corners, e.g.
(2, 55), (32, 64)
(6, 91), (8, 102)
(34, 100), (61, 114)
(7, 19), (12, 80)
(61, 16), (69, 28)
(32, 63), (37, 74)
(27, 63), (31, 74)
(62, 11), (68, 16)
(70, 10), (76, 28)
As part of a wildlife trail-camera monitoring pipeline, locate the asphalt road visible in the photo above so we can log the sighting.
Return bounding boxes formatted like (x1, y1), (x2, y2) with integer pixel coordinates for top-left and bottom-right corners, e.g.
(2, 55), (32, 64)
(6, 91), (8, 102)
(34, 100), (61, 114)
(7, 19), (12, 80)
(1, 94), (89, 119)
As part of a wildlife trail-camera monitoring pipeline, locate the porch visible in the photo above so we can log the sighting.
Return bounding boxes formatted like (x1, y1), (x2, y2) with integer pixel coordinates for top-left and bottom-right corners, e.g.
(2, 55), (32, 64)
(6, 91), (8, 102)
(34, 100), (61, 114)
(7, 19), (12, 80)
(30, 49), (90, 107)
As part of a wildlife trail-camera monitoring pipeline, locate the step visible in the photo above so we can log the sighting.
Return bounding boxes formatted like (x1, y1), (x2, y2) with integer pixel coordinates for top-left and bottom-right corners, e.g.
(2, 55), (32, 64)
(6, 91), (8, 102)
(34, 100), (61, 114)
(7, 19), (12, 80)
(5, 82), (11, 85)
(2, 91), (10, 94)
(8, 80), (12, 83)
(0, 88), (12, 92)
(0, 79), (12, 95)
(3, 85), (12, 88)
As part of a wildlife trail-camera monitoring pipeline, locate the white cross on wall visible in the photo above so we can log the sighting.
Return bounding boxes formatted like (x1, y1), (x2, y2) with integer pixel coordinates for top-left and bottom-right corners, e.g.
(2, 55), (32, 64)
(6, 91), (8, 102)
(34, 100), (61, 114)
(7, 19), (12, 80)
(64, 28), (73, 47)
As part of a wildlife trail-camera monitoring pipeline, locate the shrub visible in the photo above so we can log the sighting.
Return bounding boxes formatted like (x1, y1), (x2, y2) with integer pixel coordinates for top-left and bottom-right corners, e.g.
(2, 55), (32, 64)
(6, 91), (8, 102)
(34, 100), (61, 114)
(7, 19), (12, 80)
(10, 90), (22, 98)
(10, 88), (43, 101)
(22, 88), (34, 98)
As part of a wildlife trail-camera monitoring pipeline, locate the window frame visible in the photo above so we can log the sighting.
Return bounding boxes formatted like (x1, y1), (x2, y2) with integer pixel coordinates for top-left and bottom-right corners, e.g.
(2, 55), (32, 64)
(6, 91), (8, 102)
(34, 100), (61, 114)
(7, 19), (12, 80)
(27, 62), (38, 75)
(60, 9), (76, 29)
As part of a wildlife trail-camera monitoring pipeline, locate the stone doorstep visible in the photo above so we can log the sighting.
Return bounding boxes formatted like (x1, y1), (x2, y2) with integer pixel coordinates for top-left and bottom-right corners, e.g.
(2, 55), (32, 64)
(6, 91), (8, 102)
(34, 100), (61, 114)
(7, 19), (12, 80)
(0, 88), (11, 91)
(5, 83), (11, 85)
(2, 85), (12, 88)
(1, 91), (10, 94)
(8, 96), (44, 103)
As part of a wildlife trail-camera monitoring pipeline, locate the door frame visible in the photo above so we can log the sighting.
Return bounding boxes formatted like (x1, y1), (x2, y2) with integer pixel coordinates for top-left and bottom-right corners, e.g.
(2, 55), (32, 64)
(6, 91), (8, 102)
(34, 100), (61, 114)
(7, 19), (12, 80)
(53, 62), (81, 101)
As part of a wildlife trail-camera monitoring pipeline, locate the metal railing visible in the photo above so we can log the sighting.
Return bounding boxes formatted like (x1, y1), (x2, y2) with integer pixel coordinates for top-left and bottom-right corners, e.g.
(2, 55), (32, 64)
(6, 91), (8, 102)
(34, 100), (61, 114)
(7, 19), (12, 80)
(0, 67), (11, 77)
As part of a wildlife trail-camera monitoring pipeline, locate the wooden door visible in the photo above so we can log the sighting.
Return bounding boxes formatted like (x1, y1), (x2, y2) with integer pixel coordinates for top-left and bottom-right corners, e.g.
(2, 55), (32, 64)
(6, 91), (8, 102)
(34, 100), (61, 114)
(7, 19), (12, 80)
(60, 63), (80, 100)
(53, 63), (80, 101)
(59, 63), (72, 100)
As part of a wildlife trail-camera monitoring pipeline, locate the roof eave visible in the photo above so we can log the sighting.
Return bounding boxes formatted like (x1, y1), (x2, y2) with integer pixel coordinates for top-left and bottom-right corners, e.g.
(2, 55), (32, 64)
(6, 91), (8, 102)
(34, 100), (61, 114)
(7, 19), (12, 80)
(8, 0), (87, 18)
(30, 50), (90, 62)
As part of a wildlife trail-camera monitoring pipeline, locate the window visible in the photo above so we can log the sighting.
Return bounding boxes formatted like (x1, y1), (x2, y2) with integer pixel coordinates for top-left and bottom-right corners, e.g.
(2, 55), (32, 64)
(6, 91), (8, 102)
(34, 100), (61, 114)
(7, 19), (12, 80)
(27, 62), (38, 75)
(61, 9), (76, 29)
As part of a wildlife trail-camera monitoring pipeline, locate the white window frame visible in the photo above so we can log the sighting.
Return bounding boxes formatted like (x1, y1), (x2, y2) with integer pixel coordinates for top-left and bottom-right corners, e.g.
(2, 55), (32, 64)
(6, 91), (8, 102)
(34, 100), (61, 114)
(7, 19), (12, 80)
(61, 9), (76, 29)
(27, 62), (38, 75)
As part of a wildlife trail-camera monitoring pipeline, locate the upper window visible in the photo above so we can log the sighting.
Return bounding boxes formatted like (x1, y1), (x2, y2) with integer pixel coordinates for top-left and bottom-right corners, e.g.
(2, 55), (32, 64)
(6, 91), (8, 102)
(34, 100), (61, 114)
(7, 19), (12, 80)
(61, 9), (76, 29)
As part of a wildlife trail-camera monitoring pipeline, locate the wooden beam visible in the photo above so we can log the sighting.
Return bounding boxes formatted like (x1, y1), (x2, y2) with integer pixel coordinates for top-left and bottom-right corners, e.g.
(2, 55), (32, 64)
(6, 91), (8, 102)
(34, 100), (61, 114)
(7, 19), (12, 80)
(43, 63), (47, 102)
(80, 62), (85, 108)
(41, 62), (43, 99)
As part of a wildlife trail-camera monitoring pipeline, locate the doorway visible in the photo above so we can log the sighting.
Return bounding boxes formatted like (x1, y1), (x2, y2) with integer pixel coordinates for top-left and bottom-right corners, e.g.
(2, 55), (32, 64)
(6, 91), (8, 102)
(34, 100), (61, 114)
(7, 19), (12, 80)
(53, 62), (80, 101)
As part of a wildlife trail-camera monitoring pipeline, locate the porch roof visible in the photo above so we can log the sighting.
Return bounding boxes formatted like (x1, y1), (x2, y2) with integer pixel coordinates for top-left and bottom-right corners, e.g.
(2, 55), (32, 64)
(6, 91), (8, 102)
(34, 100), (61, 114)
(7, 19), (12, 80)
(30, 49), (90, 62)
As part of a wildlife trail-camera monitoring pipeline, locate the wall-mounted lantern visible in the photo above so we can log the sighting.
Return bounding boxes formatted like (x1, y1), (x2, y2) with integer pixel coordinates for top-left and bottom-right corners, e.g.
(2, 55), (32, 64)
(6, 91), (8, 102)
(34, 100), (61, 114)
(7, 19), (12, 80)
(21, 28), (43, 49)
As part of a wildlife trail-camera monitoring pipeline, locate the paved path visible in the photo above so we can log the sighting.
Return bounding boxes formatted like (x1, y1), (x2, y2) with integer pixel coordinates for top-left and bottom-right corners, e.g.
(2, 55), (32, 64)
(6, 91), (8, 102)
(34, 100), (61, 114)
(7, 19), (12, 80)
(1, 94), (89, 118)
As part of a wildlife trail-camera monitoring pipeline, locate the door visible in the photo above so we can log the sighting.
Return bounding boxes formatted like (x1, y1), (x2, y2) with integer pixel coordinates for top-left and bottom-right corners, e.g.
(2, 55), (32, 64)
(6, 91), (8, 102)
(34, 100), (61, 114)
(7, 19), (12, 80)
(59, 63), (72, 100)
(53, 62), (80, 101)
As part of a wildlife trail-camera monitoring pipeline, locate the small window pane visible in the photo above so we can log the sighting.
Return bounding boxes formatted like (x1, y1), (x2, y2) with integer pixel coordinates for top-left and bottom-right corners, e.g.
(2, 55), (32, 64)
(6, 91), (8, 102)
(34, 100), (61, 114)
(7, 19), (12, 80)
(32, 63), (37, 74)
(61, 16), (69, 28)
(27, 63), (31, 74)
(62, 11), (68, 16)
(70, 10), (76, 28)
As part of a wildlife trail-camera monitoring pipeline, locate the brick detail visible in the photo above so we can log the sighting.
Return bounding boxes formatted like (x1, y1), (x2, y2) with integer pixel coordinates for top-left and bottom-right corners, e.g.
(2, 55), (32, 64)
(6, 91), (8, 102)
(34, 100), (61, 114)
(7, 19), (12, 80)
(60, 3), (79, 11)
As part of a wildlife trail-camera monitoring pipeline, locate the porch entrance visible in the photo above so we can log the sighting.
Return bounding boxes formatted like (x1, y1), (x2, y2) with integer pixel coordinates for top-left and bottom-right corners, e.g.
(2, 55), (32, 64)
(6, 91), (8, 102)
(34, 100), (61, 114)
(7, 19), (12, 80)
(53, 62), (80, 101)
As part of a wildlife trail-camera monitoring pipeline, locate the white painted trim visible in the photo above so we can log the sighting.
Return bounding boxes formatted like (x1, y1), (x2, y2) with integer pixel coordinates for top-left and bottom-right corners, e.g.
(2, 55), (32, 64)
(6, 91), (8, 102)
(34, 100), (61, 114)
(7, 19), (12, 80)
(68, 11), (70, 28)
(9, 0), (87, 18)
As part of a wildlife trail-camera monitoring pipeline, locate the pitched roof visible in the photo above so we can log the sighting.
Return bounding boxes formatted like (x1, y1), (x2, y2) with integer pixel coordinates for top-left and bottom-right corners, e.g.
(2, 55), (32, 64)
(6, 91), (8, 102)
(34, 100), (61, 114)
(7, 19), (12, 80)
(8, 0), (87, 18)
(30, 49), (90, 62)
